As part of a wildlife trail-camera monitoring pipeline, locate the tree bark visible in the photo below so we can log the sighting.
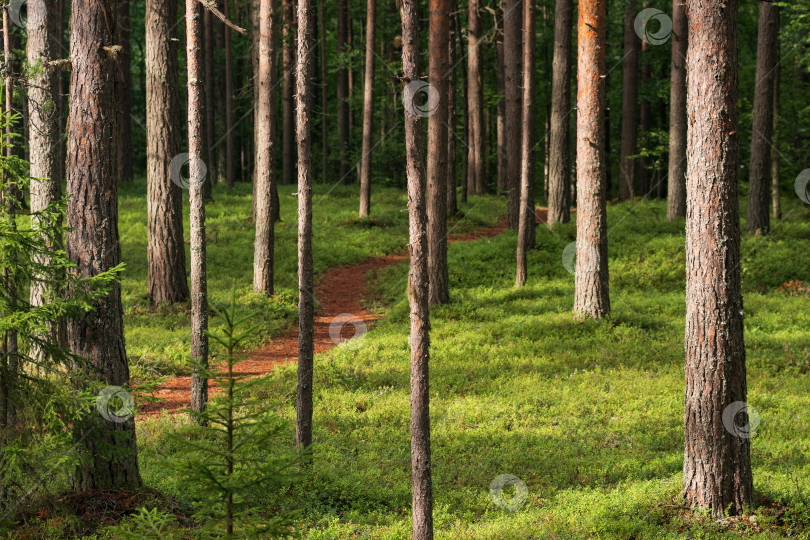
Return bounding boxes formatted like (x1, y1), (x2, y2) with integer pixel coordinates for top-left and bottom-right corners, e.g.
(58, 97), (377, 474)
(146, 0), (189, 306)
(747, 0), (778, 235)
(496, 14), (506, 194)
(282, 0), (296, 186)
(516, 0), (536, 287)
(254, 0), (277, 295)
(295, 0), (315, 455)
(358, 0), (375, 216)
(28, 0), (66, 355)
(619, 0), (638, 201)
(466, 0), (484, 195)
(574, 0), (610, 319)
(187, 0), (210, 420)
(771, 41), (781, 220)
(426, 0), (450, 306)
(67, 0), (141, 490)
(683, 0), (752, 517)
(401, 0), (434, 535)
(115, 0), (133, 183)
(224, 0), (236, 187)
(337, 0), (350, 183)
(548, 0), (573, 226)
(666, 0), (687, 220)
(503, 0), (522, 229)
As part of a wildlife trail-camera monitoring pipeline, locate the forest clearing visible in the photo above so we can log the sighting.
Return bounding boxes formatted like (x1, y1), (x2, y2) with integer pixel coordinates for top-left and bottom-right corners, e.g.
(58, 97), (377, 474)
(1, 0), (810, 538)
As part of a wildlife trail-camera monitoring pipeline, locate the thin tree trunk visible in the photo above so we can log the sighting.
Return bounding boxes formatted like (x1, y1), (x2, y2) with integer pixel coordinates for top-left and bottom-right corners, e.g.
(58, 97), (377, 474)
(224, 0), (236, 187)
(548, 0), (573, 226)
(187, 0), (209, 420)
(683, 0), (752, 517)
(619, 0), (638, 201)
(295, 0), (316, 455)
(319, 0), (327, 184)
(359, 0), (375, 216)
(205, 7), (219, 185)
(771, 40), (781, 220)
(747, 0), (778, 235)
(574, 0), (610, 319)
(516, 0), (536, 287)
(116, 0), (133, 183)
(638, 37), (651, 196)
(28, 0), (66, 356)
(454, 8), (468, 204)
(283, 0), (296, 186)
(271, 0), (281, 220)
(666, 0), (687, 220)
(254, 0), (277, 295)
(427, 0), (450, 306)
(446, 9), (458, 217)
(67, 0), (141, 490)
(401, 0), (434, 535)
(337, 0), (350, 183)
(496, 13), (506, 194)
(466, 0), (484, 196)
(503, 0), (522, 229)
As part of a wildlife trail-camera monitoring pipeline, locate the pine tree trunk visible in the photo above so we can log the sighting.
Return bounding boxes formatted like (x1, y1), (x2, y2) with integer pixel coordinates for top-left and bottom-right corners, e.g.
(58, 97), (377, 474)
(574, 0), (610, 319)
(548, 0), (573, 226)
(619, 0), (638, 201)
(146, 0), (189, 306)
(67, 0), (141, 490)
(187, 0), (210, 420)
(427, 0), (450, 306)
(466, 0), (484, 196)
(516, 0), (536, 287)
(254, 0), (277, 295)
(337, 0), (350, 183)
(446, 11), (458, 217)
(401, 0), (434, 534)
(747, 0), (778, 235)
(503, 0), (522, 229)
(666, 0), (687, 220)
(295, 0), (316, 455)
(496, 14), (506, 194)
(359, 0), (375, 217)
(683, 0), (752, 517)
(283, 0), (296, 186)
(771, 41), (781, 220)
(28, 0), (66, 356)
(115, 0), (133, 183)
(319, 0), (328, 184)
(638, 34), (651, 196)
(205, 7), (219, 185)
(271, 0), (281, 220)
(224, 0), (236, 187)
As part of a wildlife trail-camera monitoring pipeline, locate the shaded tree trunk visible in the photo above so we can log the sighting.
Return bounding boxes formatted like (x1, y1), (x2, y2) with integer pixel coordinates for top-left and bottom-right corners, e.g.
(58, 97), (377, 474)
(224, 0), (236, 187)
(548, 0), (573, 226)
(359, 0), (375, 217)
(619, 0), (638, 201)
(28, 0), (66, 355)
(427, 0), (450, 306)
(401, 0), (434, 535)
(638, 39), (651, 195)
(205, 7), (218, 185)
(186, 0), (209, 420)
(496, 14), (506, 194)
(574, 0), (610, 319)
(146, 0), (189, 306)
(337, 0), (350, 183)
(67, 0), (141, 490)
(747, 0), (778, 235)
(254, 0), (277, 295)
(116, 0), (133, 183)
(466, 0), (484, 195)
(683, 0), (752, 517)
(446, 10), (458, 217)
(516, 0), (536, 287)
(771, 43), (781, 220)
(283, 0), (296, 186)
(295, 0), (316, 455)
(319, 0), (327, 184)
(503, 0), (522, 229)
(666, 0), (687, 220)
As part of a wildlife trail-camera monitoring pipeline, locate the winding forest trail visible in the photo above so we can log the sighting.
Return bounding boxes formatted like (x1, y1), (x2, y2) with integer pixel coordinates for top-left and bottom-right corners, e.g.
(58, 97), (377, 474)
(140, 208), (551, 417)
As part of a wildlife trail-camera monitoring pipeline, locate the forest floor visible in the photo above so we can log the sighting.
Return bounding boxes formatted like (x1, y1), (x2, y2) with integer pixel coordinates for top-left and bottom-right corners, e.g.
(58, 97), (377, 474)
(13, 181), (810, 539)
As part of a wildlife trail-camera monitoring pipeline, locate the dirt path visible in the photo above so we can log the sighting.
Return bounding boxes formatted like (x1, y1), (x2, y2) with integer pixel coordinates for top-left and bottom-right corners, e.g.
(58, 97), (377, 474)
(140, 209), (549, 417)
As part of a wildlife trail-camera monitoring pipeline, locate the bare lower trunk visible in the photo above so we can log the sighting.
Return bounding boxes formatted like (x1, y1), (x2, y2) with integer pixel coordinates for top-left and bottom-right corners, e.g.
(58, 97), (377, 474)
(547, 0), (573, 226)
(401, 0), (433, 535)
(466, 0), (484, 195)
(359, 0), (375, 217)
(67, 0), (141, 490)
(683, 0), (752, 517)
(187, 0), (209, 420)
(254, 0), (277, 295)
(747, 0), (778, 235)
(619, 0), (638, 201)
(666, 0), (687, 220)
(496, 16), (506, 194)
(426, 0), (450, 306)
(771, 46), (781, 220)
(295, 0), (315, 454)
(574, 0), (610, 319)
(516, 0), (536, 287)
(503, 0), (522, 229)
